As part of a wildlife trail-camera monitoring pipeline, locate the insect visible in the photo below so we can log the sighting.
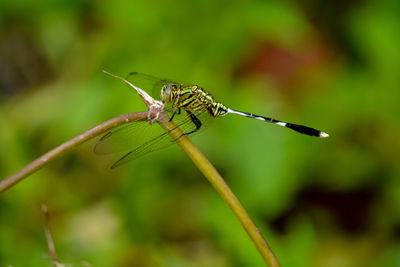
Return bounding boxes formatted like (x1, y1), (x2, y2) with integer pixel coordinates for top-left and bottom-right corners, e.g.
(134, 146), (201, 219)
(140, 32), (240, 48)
(95, 73), (328, 168)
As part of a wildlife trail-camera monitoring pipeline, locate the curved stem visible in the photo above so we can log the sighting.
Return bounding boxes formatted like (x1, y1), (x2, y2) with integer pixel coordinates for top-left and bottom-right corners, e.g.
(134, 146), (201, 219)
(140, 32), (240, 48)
(0, 112), (148, 193)
(158, 113), (281, 267)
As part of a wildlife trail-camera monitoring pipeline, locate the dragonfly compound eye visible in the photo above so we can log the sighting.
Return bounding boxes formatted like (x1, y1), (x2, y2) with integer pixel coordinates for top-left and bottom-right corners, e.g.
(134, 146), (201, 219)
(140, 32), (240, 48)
(161, 84), (173, 103)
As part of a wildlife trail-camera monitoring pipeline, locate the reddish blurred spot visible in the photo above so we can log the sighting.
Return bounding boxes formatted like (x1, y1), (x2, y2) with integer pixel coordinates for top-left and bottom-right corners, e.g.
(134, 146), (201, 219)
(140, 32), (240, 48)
(236, 41), (334, 94)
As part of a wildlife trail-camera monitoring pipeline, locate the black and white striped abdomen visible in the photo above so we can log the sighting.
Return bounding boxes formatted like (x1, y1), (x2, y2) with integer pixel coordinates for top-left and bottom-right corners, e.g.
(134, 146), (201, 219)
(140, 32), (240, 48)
(226, 108), (328, 138)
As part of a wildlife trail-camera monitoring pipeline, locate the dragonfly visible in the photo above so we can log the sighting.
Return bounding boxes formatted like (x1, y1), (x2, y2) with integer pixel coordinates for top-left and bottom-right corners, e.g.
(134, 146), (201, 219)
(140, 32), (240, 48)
(95, 72), (329, 168)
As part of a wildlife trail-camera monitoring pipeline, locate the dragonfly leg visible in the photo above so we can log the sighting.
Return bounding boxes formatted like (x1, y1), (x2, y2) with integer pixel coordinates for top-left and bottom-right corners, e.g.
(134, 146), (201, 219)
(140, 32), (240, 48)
(169, 108), (181, 122)
(170, 110), (202, 142)
(184, 110), (202, 135)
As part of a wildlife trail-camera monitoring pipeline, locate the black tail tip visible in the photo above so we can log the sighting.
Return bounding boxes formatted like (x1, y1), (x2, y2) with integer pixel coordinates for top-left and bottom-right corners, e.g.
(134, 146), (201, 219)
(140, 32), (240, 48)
(286, 123), (329, 138)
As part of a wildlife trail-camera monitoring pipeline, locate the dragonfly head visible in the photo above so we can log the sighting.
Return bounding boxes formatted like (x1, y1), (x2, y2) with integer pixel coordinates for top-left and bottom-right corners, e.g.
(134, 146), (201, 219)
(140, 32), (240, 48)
(161, 84), (177, 104)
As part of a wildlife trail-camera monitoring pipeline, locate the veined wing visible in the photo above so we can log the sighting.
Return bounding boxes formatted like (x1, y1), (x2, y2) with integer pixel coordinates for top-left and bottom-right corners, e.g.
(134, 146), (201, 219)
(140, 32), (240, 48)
(108, 127), (173, 168)
(94, 120), (167, 155)
(94, 108), (210, 168)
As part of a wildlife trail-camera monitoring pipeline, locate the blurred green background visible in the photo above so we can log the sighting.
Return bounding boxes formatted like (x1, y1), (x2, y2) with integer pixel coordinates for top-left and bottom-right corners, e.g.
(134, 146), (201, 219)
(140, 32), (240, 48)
(1, 0), (400, 266)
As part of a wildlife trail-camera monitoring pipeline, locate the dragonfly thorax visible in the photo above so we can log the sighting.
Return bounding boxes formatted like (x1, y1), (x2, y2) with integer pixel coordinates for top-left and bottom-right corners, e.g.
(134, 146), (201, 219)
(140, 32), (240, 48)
(170, 85), (229, 118)
(160, 83), (229, 118)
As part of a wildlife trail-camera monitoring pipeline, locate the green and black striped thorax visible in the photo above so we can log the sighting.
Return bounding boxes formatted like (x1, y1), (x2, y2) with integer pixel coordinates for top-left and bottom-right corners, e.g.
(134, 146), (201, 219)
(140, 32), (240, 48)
(161, 83), (229, 117)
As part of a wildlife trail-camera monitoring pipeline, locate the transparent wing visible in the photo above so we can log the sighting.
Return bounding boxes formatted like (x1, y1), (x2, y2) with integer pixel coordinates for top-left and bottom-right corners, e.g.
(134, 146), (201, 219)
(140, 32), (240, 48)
(94, 109), (211, 168)
(94, 121), (167, 155)
(109, 129), (173, 168)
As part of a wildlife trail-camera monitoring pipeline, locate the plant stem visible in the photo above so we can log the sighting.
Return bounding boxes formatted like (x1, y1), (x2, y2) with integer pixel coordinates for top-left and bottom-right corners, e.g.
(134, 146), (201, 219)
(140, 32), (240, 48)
(0, 112), (148, 193)
(158, 113), (281, 267)
(42, 205), (61, 267)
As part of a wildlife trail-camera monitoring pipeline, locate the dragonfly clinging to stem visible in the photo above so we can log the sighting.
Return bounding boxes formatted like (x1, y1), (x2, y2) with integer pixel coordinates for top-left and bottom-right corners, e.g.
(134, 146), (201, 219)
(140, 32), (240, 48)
(95, 72), (328, 168)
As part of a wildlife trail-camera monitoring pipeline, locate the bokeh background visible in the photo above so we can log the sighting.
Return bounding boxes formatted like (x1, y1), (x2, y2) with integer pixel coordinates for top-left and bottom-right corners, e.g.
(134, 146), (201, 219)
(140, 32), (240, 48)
(1, 0), (400, 266)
